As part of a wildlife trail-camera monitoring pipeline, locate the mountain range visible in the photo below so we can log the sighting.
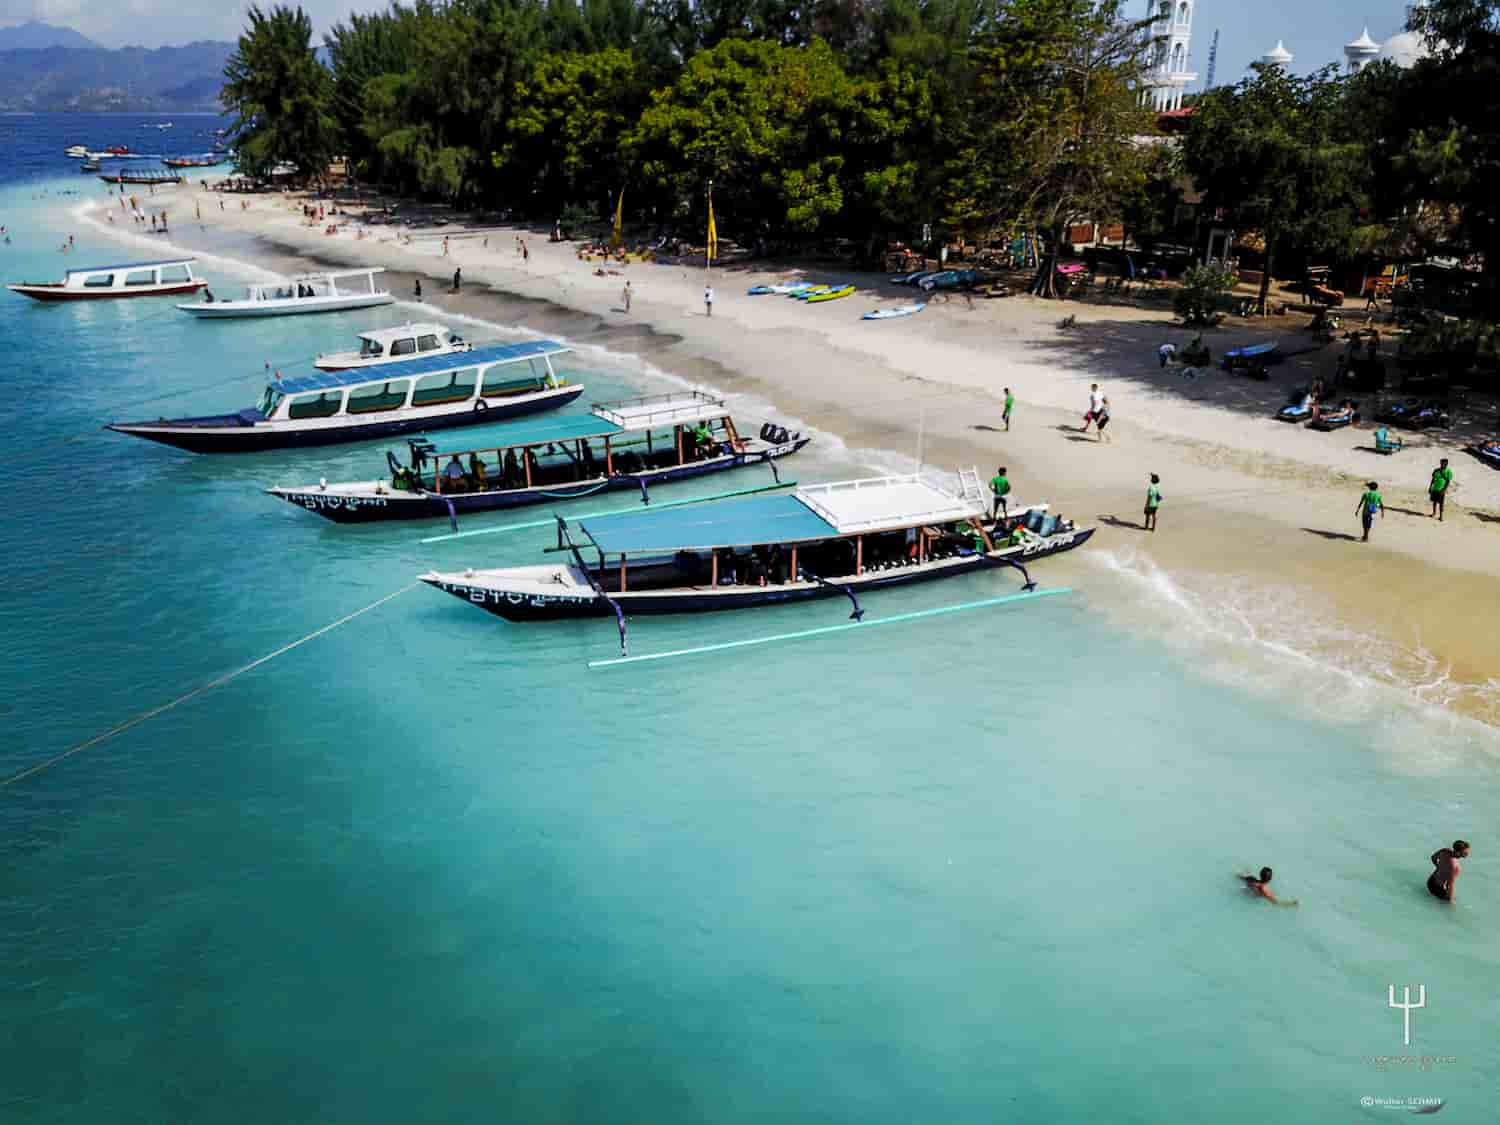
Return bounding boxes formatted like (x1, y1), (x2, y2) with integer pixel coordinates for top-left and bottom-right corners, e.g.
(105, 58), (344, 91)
(0, 24), (230, 111)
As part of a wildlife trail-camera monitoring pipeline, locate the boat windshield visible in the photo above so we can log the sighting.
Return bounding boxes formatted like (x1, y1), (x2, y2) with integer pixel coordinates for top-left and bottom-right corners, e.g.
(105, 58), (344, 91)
(258, 385), (284, 418)
(359, 338), (384, 358)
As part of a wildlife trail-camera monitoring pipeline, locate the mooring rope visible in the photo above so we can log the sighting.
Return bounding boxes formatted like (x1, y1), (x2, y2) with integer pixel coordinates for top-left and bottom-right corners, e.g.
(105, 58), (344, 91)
(0, 582), (419, 790)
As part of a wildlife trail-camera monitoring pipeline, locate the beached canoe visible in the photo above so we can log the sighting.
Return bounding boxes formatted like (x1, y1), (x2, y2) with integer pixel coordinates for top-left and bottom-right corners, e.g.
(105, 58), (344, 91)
(805, 285), (855, 303)
(863, 304), (925, 320)
(748, 282), (815, 295)
(791, 286), (832, 300)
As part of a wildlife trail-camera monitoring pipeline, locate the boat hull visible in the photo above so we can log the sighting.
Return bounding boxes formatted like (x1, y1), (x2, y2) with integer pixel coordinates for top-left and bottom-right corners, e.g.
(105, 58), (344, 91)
(177, 293), (395, 319)
(107, 385), (585, 454)
(269, 438), (811, 522)
(8, 280), (206, 302)
(426, 527), (1093, 621)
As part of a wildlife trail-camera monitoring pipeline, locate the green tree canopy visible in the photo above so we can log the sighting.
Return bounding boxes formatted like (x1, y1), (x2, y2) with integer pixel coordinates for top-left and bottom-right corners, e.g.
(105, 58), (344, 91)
(221, 5), (336, 180)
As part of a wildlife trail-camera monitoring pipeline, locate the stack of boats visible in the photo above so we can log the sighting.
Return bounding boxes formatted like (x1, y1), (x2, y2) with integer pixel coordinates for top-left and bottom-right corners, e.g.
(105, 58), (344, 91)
(10, 250), (1093, 643)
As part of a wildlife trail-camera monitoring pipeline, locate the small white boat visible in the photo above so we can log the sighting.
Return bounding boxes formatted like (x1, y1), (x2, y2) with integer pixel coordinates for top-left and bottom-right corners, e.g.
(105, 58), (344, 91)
(178, 268), (393, 319)
(314, 323), (469, 371)
(7, 258), (206, 302)
(64, 144), (88, 157)
(863, 304), (925, 320)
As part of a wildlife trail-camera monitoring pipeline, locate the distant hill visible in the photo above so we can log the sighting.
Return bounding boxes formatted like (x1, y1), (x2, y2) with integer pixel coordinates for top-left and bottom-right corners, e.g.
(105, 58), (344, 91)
(0, 41), (230, 111)
(0, 21), (96, 50)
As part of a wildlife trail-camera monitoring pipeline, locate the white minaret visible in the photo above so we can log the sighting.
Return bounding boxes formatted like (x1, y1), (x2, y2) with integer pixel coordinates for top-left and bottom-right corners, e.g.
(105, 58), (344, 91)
(1260, 40), (1294, 68)
(1344, 27), (1380, 73)
(1141, 0), (1197, 112)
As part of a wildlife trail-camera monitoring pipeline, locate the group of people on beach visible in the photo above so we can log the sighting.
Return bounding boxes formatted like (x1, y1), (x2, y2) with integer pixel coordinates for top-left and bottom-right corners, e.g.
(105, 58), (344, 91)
(1240, 840), (1470, 907)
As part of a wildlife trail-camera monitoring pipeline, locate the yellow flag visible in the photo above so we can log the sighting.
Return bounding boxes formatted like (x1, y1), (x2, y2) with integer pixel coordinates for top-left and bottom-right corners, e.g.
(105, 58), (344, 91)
(706, 192), (718, 264)
(611, 187), (624, 248)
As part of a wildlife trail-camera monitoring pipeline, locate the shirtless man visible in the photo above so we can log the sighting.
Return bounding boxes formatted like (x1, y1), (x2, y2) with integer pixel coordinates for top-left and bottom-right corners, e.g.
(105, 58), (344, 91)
(1239, 867), (1297, 906)
(1427, 840), (1470, 903)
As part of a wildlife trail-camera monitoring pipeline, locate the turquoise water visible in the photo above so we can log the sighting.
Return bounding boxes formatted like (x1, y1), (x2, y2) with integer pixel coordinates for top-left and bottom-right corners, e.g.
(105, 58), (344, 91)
(3, 149), (1499, 1122)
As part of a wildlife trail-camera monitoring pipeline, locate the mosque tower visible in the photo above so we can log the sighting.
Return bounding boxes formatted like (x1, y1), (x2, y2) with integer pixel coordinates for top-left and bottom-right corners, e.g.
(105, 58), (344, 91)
(1344, 27), (1380, 73)
(1141, 0), (1197, 112)
(1260, 40), (1294, 68)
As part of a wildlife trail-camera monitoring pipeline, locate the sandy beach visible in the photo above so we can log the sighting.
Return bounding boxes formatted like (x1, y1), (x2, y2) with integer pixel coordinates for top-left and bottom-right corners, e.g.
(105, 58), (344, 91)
(83, 184), (1500, 725)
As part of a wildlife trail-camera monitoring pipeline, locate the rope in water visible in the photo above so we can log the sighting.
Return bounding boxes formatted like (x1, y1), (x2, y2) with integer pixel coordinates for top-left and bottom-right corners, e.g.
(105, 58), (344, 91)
(0, 582), (419, 791)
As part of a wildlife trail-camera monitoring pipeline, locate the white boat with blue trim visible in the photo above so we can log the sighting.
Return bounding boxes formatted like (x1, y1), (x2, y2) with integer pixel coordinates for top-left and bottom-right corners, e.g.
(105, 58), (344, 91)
(107, 340), (583, 453)
(267, 390), (808, 523)
(421, 470), (1093, 620)
(178, 267), (392, 318)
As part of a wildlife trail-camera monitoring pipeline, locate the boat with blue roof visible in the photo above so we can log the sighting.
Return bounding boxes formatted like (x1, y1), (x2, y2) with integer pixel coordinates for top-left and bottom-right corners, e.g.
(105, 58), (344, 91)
(420, 470), (1092, 620)
(267, 390), (808, 522)
(7, 258), (206, 302)
(106, 340), (583, 453)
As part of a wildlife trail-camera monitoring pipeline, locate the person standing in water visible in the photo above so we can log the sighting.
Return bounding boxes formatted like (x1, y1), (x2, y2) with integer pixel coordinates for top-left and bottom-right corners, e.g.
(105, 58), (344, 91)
(1429, 458), (1454, 521)
(1428, 840), (1470, 903)
(1002, 387), (1014, 431)
(1357, 480), (1384, 542)
(1239, 867), (1297, 906)
(1144, 473), (1161, 531)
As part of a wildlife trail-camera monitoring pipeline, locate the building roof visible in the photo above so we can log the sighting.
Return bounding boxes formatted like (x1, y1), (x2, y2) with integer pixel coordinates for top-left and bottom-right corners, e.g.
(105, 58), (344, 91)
(579, 492), (836, 554)
(1261, 39), (1294, 65)
(1346, 27), (1380, 51)
(64, 258), (194, 278)
(272, 339), (568, 395)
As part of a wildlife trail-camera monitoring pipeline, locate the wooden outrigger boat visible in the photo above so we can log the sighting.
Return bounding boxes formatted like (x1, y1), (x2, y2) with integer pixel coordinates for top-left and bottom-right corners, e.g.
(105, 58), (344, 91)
(420, 470), (1093, 621)
(7, 258), (206, 302)
(98, 169), (182, 186)
(313, 322), (469, 371)
(107, 339), (584, 454)
(177, 268), (393, 319)
(267, 390), (809, 523)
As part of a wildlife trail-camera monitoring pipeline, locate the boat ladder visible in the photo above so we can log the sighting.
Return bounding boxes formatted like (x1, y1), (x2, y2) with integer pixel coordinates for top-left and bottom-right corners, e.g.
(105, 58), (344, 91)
(956, 466), (985, 504)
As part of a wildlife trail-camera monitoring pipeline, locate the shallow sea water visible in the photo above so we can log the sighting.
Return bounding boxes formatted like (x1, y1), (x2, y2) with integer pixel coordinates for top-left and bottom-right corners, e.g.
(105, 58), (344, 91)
(2, 121), (1498, 1123)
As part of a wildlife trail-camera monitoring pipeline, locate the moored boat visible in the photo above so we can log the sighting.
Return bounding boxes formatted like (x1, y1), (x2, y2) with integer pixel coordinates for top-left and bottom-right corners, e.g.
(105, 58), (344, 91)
(162, 154), (223, 169)
(314, 323), (468, 370)
(267, 390), (809, 523)
(107, 339), (583, 454)
(178, 268), (393, 319)
(7, 258), (206, 302)
(420, 470), (1093, 620)
(97, 170), (182, 186)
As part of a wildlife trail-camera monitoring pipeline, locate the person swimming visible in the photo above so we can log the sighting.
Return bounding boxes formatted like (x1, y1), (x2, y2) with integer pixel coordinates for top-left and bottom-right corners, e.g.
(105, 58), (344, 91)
(1239, 867), (1297, 906)
(1427, 840), (1470, 903)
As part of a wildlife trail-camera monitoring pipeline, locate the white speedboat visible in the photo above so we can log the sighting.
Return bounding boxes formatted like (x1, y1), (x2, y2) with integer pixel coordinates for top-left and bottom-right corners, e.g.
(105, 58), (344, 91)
(314, 323), (469, 370)
(7, 258), (206, 302)
(178, 267), (393, 319)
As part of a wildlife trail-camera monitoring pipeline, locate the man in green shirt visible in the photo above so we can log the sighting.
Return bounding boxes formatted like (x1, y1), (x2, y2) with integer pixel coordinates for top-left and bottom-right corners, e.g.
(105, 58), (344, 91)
(1429, 458), (1454, 521)
(1003, 387), (1014, 431)
(1356, 480), (1384, 542)
(989, 466), (1011, 520)
(1144, 473), (1162, 532)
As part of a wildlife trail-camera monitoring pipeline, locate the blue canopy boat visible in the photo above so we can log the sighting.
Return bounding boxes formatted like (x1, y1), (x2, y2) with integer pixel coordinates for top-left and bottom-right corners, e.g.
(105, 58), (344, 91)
(420, 470), (1093, 621)
(108, 340), (584, 454)
(267, 390), (808, 523)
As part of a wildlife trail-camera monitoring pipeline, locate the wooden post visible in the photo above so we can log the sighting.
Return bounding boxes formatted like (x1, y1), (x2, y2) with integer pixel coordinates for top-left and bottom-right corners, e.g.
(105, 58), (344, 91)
(722, 415), (740, 450)
(676, 426), (684, 465)
(790, 546), (798, 582)
(710, 551), (719, 586)
(856, 536), (864, 576)
(524, 448), (533, 488)
(605, 436), (613, 475)
(619, 554), (627, 593)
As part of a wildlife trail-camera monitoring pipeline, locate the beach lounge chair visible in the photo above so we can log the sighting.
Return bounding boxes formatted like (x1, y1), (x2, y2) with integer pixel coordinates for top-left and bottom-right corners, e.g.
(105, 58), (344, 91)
(1373, 428), (1404, 454)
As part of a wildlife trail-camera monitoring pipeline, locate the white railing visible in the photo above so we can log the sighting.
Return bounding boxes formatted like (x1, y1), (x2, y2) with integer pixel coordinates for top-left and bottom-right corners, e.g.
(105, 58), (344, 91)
(592, 390), (725, 429)
(796, 473), (981, 533)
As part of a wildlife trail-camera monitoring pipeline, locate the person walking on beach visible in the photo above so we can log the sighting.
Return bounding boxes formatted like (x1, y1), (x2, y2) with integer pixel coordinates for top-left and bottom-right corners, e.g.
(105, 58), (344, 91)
(413, 278), (422, 299)
(1239, 867), (1297, 906)
(442, 236), (449, 256)
(452, 267), (461, 293)
(622, 280), (632, 313)
(1094, 397), (1112, 442)
(1427, 840), (1470, 903)
(1356, 480), (1384, 541)
(522, 240), (529, 265)
(989, 466), (1011, 520)
(704, 285), (714, 317)
(1429, 458), (1454, 520)
(1003, 387), (1014, 431)
(1144, 474), (1161, 531)
(1084, 383), (1103, 432)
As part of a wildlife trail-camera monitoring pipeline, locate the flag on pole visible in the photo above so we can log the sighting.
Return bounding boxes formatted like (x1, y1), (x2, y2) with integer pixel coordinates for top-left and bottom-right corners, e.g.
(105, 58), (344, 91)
(706, 190), (718, 266)
(611, 187), (624, 248)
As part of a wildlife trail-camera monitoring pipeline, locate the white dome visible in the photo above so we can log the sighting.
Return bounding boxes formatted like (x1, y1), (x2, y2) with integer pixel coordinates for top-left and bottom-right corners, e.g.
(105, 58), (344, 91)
(1261, 39), (1294, 66)
(1380, 29), (1428, 67)
(1346, 27), (1379, 52)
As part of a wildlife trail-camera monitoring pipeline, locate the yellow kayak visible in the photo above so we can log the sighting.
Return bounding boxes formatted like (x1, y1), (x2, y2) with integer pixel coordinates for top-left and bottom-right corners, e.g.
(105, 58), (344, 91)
(805, 284), (855, 303)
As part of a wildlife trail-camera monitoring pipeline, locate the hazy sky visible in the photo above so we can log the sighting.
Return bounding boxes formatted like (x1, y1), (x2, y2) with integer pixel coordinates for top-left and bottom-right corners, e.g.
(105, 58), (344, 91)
(0, 0), (1417, 81)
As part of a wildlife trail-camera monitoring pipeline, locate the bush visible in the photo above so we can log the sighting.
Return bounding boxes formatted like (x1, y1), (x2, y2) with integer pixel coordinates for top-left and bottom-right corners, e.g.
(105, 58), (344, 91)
(1174, 262), (1235, 326)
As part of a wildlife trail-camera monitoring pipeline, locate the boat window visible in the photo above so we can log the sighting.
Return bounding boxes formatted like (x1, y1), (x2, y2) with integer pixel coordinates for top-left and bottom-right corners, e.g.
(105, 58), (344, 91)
(287, 391), (343, 419)
(158, 264), (191, 283)
(347, 381), (409, 414)
(527, 358), (551, 380)
(390, 337), (417, 357)
(123, 269), (155, 287)
(480, 364), (538, 398)
(82, 273), (114, 288)
(258, 386), (284, 417)
(417, 334), (441, 352)
(412, 368), (478, 407)
(359, 338), (384, 358)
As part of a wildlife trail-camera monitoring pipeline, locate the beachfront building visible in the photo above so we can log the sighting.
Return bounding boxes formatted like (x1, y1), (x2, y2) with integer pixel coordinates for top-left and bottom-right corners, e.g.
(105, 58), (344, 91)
(1344, 27), (1381, 73)
(1139, 0), (1197, 112)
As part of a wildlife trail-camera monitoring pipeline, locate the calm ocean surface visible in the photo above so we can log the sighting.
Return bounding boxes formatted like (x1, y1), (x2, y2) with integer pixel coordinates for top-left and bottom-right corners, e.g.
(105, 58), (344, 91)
(2, 115), (1497, 1123)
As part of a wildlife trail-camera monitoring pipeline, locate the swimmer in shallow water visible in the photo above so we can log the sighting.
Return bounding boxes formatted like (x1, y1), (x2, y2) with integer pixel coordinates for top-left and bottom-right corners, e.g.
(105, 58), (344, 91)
(1239, 866), (1298, 906)
(1427, 840), (1470, 903)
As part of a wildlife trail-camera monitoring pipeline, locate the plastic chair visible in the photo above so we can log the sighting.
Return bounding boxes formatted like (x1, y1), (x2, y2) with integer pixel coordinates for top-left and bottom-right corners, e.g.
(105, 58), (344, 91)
(1373, 428), (1404, 454)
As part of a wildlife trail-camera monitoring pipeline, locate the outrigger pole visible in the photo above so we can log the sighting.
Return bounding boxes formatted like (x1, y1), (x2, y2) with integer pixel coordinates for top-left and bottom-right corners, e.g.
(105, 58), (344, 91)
(419, 477), (797, 544)
(587, 587), (1070, 670)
